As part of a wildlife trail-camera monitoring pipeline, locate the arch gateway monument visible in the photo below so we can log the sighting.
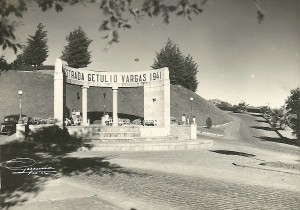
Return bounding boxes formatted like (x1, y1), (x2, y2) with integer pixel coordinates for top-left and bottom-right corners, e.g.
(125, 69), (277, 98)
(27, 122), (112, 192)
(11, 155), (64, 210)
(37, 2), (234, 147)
(54, 59), (171, 137)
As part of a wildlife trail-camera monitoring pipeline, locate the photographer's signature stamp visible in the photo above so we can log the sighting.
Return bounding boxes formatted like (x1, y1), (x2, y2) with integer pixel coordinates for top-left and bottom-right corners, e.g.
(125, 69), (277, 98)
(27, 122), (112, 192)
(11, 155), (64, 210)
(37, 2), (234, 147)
(0, 158), (57, 175)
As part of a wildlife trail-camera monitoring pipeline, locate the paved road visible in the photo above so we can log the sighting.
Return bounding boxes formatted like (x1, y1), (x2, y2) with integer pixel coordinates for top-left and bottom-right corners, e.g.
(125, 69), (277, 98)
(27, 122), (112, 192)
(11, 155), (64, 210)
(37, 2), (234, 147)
(4, 113), (300, 209)
(211, 113), (300, 166)
(64, 113), (300, 209)
(69, 165), (299, 210)
(220, 113), (300, 155)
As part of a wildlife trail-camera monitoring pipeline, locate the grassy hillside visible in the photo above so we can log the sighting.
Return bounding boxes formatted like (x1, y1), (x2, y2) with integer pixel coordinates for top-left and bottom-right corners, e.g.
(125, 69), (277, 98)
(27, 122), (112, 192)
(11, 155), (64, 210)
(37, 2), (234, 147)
(0, 71), (54, 121)
(0, 71), (231, 126)
(170, 85), (230, 125)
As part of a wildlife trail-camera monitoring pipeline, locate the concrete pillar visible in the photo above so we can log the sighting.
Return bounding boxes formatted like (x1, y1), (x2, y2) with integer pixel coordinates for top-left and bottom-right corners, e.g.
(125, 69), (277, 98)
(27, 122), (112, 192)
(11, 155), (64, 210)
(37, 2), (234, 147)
(81, 85), (89, 126)
(190, 124), (197, 140)
(112, 87), (118, 126)
(163, 69), (171, 135)
(16, 124), (26, 140)
(54, 59), (64, 127)
(143, 67), (170, 136)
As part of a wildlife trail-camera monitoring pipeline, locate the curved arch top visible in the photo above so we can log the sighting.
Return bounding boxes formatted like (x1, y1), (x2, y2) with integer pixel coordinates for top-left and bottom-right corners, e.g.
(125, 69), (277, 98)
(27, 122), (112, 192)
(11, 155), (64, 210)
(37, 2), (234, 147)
(58, 60), (169, 88)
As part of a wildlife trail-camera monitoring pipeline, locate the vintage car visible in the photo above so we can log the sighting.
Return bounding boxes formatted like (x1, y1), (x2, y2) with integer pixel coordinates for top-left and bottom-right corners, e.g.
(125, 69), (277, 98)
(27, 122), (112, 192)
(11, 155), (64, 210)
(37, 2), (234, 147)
(143, 119), (157, 126)
(0, 114), (28, 136)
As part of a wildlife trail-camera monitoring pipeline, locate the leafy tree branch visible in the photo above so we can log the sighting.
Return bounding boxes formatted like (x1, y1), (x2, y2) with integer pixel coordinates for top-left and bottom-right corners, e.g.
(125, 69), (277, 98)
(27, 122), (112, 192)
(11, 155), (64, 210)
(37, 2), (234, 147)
(1, 0), (265, 53)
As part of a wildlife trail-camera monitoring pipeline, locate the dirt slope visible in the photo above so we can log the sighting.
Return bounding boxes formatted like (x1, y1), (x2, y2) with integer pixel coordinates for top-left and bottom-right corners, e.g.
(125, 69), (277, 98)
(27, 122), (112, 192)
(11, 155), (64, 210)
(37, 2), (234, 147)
(0, 71), (231, 126)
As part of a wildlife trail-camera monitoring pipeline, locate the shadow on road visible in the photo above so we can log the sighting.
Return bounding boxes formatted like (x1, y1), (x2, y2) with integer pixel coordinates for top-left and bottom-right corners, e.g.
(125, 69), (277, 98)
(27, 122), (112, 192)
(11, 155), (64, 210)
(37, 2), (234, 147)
(255, 119), (268, 123)
(248, 113), (263, 117)
(57, 156), (141, 177)
(255, 136), (300, 147)
(251, 126), (274, 131)
(0, 126), (141, 210)
(210, 150), (256, 158)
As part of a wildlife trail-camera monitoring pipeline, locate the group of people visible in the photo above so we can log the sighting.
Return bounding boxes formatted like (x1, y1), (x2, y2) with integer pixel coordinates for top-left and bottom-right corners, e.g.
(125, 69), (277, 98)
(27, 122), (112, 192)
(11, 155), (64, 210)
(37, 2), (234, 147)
(65, 107), (82, 126)
(63, 108), (196, 126)
(181, 114), (196, 125)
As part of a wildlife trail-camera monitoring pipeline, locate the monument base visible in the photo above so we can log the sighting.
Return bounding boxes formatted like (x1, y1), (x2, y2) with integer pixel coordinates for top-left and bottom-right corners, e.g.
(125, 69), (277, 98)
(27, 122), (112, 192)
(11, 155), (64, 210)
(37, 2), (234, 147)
(16, 123), (26, 140)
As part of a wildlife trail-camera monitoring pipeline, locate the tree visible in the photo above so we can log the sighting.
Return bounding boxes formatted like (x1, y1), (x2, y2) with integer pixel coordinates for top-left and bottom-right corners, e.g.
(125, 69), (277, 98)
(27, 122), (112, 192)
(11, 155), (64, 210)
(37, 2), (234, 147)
(209, 99), (232, 108)
(0, 56), (10, 71)
(152, 39), (198, 92)
(271, 107), (284, 128)
(285, 87), (300, 140)
(206, 117), (212, 129)
(61, 27), (92, 68)
(182, 54), (199, 91)
(219, 101), (232, 108)
(10, 54), (26, 70)
(22, 23), (49, 67)
(237, 101), (248, 113)
(1, 0), (265, 53)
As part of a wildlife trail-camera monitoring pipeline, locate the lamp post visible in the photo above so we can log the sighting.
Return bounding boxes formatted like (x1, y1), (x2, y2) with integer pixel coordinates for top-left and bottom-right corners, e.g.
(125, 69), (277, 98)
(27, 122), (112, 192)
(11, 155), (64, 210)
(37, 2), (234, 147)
(18, 90), (24, 124)
(190, 97), (193, 123)
(103, 92), (106, 116)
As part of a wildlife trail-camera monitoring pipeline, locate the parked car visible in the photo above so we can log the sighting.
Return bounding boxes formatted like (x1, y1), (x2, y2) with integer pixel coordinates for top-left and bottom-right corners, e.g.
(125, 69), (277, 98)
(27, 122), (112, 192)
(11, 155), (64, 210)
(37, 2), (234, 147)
(0, 114), (28, 136)
(143, 119), (157, 126)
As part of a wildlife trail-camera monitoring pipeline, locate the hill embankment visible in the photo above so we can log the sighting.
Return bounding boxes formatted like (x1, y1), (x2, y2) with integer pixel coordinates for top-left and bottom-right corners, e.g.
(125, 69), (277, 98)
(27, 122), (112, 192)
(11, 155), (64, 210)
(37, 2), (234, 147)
(0, 71), (231, 126)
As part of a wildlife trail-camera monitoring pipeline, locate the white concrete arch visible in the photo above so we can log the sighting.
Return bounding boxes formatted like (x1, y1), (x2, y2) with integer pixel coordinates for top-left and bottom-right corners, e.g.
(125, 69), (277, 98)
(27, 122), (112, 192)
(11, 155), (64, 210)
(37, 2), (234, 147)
(54, 59), (171, 136)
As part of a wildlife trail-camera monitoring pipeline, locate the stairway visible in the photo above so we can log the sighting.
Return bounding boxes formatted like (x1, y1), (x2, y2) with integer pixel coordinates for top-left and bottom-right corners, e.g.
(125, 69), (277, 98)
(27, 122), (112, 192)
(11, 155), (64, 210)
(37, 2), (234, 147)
(72, 125), (212, 152)
(87, 126), (141, 142)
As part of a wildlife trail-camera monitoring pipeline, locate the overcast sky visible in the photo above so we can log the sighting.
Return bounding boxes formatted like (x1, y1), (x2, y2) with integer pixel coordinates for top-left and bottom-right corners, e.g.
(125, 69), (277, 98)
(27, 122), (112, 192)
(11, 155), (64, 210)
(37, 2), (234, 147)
(3, 0), (299, 108)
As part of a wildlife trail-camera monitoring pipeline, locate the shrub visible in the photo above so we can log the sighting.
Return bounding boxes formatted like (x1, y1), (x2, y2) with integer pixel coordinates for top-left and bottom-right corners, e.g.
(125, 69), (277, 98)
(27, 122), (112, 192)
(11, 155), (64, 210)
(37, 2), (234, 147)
(14, 65), (55, 71)
(170, 117), (178, 125)
(28, 125), (83, 154)
(132, 118), (142, 125)
(206, 117), (212, 129)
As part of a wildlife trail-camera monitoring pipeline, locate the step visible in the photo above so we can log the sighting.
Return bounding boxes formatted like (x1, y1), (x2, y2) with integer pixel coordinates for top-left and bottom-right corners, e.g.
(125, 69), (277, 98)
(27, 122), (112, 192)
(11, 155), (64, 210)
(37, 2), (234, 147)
(67, 125), (141, 134)
(89, 137), (134, 143)
(93, 126), (140, 132)
(86, 140), (213, 152)
(177, 135), (190, 140)
(90, 131), (141, 138)
(86, 133), (177, 142)
(87, 135), (178, 142)
(134, 136), (178, 142)
(87, 136), (177, 144)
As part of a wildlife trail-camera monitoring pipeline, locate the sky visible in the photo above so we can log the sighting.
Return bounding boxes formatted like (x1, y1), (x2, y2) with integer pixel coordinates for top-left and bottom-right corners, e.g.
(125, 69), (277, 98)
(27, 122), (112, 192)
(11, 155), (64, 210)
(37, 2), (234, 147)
(2, 0), (300, 108)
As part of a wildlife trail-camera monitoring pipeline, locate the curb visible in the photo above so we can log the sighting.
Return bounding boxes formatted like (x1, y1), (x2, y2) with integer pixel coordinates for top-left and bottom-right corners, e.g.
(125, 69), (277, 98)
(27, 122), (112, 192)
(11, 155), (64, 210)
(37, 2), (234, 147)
(197, 121), (233, 137)
(232, 162), (300, 176)
(197, 131), (223, 137)
(198, 120), (233, 128)
(212, 121), (233, 128)
(87, 140), (213, 152)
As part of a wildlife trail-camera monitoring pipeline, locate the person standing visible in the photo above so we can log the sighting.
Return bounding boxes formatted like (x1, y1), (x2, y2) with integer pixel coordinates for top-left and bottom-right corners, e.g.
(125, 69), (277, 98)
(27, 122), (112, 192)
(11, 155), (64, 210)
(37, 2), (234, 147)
(65, 106), (70, 119)
(181, 114), (186, 125)
(76, 109), (81, 117)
